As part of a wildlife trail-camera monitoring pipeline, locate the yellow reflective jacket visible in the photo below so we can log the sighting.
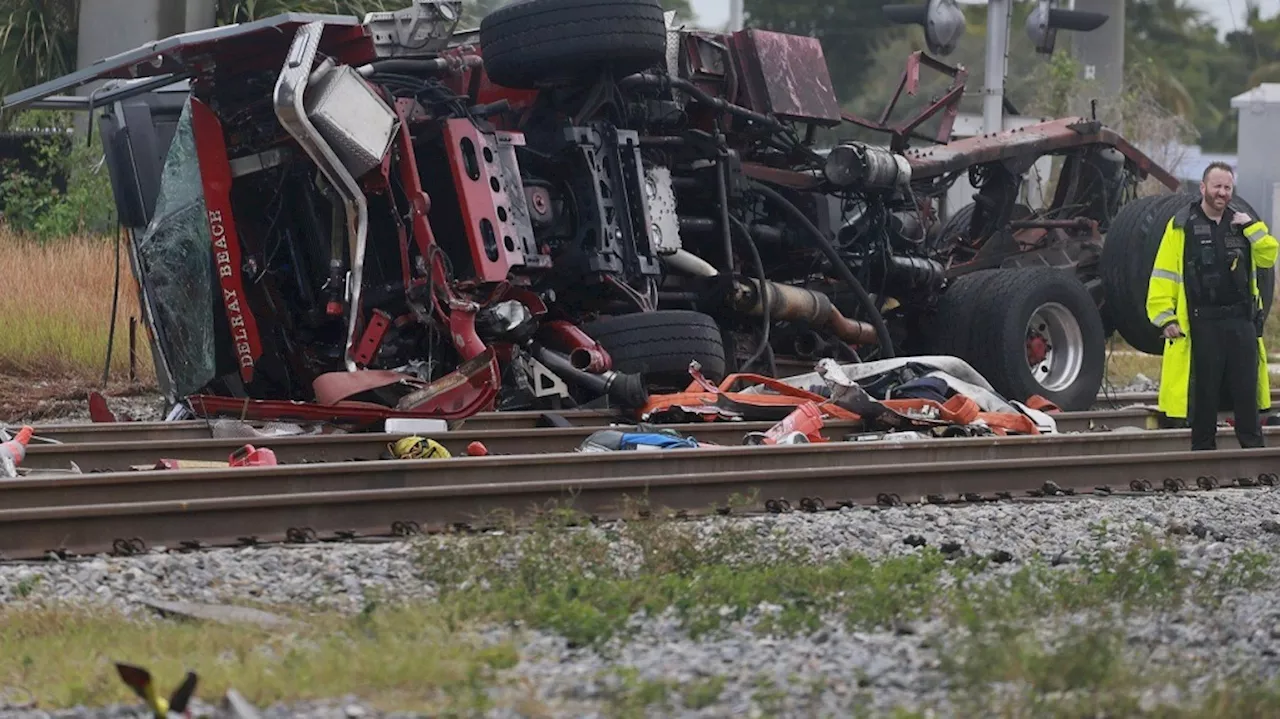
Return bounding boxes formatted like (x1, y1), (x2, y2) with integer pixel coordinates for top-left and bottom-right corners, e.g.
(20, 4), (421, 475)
(1145, 206), (1279, 418)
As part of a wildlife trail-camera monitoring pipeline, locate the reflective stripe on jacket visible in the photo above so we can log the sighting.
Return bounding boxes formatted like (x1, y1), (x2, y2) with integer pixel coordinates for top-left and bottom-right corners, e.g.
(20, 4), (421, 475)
(1145, 212), (1278, 418)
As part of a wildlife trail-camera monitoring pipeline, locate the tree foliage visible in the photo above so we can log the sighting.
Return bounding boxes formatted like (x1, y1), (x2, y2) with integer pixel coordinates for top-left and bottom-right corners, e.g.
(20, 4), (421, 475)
(0, 1), (1270, 146)
(0, 0), (77, 125)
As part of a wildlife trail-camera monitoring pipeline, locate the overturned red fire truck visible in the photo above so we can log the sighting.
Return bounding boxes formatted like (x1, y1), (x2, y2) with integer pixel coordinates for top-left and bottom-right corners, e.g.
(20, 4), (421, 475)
(5, 0), (1223, 422)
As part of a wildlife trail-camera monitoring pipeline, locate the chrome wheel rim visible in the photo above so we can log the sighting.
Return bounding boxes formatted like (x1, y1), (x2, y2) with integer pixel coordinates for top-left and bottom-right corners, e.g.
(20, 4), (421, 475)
(1025, 302), (1084, 393)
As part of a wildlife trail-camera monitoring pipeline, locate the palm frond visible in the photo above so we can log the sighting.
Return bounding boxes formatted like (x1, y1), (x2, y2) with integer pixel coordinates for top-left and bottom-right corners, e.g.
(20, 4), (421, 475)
(0, 0), (78, 128)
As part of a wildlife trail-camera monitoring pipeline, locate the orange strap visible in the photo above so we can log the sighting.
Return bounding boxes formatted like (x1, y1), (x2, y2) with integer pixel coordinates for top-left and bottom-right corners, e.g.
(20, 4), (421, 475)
(642, 374), (1040, 435)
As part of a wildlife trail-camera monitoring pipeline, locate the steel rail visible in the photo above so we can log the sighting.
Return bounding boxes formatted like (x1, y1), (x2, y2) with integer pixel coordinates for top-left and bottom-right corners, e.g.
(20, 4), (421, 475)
(0, 445), (1275, 561)
(6, 426), (1276, 510)
(18, 410), (1280, 473)
(19, 408), (626, 444)
(18, 387), (1279, 445)
(1090, 389), (1280, 406)
(18, 406), (1189, 447)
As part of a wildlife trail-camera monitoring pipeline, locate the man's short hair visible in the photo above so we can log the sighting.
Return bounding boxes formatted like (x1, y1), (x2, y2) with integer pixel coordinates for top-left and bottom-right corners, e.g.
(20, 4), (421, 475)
(1203, 161), (1235, 182)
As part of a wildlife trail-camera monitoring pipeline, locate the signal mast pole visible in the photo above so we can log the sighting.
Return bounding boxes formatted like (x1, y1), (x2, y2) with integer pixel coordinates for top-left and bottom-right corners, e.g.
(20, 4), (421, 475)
(729, 0), (744, 31)
(982, 0), (1012, 135)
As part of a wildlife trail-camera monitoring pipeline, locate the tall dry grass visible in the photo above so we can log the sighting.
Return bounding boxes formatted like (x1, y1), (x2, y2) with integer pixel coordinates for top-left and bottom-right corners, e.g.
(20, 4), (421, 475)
(0, 225), (154, 383)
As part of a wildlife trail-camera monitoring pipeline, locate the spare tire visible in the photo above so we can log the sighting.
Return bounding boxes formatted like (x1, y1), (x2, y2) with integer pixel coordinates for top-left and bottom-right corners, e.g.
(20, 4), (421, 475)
(585, 310), (727, 388)
(963, 267), (1107, 411)
(479, 0), (668, 90)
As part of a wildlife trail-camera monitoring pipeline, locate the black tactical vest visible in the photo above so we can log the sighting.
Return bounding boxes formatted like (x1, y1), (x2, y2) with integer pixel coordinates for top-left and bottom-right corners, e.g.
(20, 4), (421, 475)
(1175, 202), (1252, 310)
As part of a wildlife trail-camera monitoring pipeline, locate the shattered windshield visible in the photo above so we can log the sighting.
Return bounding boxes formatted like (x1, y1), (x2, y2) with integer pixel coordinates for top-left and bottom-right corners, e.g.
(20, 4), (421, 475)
(134, 97), (216, 397)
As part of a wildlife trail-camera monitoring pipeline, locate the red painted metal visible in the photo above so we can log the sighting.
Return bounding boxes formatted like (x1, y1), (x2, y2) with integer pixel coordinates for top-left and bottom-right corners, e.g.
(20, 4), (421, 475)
(391, 101), (490, 365)
(730, 29), (842, 127)
(841, 52), (969, 152)
(392, 100), (446, 319)
(188, 348), (500, 424)
(538, 320), (612, 373)
(442, 118), (529, 283)
(353, 309), (392, 367)
(903, 117), (1182, 191)
(87, 392), (118, 423)
(741, 162), (821, 190)
(1026, 335), (1049, 367)
(190, 98), (263, 385)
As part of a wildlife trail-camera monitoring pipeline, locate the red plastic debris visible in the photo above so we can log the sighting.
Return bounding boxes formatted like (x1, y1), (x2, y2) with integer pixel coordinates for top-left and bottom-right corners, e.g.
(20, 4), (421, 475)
(228, 445), (278, 467)
(749, 402), (828, 445)
(0, 425), (34, 477)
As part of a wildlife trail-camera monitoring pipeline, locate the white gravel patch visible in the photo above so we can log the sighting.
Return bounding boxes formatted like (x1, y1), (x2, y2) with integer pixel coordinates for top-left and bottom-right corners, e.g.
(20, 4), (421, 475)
(0, 542), (427, 612)
(6, 489), (1280, 717)
(5, 489), (1280, 609)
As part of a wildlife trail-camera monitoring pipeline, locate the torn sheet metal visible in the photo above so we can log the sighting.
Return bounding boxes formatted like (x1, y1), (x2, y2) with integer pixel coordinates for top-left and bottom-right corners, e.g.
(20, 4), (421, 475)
(747, 355), (1025, 415)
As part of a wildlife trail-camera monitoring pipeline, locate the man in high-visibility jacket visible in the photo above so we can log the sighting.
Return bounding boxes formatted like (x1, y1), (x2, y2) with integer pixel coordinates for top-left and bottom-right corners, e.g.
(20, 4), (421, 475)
(1146, 161), (1278, 450)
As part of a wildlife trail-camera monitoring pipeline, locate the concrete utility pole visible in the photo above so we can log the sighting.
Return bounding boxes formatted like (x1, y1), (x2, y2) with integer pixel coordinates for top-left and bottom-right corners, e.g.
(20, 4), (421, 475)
(76, 0), (216, 73)
(72, 0), (216, 131)
(729, 0), (744, 31)
(1069, 0), (1124, 100)
(982, 0), (1012, 135)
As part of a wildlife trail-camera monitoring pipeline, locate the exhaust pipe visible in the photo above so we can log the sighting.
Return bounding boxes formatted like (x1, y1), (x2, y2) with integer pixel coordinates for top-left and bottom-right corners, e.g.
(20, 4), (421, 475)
(661, 251), (877, 345)
(538, 320), (613, 374)
(530, 345), (649, 409)
(662, 249), (720, 278)
(733, 278), (878, 345)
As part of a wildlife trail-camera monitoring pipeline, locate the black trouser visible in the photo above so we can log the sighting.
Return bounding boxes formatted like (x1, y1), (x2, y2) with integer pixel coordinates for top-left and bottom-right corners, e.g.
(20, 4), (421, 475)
(1188, 314), (1264, 450)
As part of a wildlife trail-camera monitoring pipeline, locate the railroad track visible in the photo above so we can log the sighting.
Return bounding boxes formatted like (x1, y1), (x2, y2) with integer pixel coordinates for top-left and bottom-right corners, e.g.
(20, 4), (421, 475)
(2, 428), (1277, 561)
(9, 390), (1277, 445)
(10, 404), (1208, 447)
(1091, 388), (1280, 406)
(17, 412), (1274, 472)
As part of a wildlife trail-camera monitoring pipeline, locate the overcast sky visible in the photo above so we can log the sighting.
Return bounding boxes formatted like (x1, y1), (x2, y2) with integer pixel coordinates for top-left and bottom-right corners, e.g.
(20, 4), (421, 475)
(691, 0), (1280, 36)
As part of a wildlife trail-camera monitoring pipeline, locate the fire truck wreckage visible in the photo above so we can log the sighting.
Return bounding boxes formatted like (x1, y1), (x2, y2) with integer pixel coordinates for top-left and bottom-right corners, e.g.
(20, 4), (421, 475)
(4, 0), (1203, 424)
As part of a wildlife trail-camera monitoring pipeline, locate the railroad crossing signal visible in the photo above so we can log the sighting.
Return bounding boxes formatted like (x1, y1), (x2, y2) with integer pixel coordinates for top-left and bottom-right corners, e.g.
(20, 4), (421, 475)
(881, 0), (967, 57)
(1025, 0), (1109, 54)
(881, 0), (1109, 57)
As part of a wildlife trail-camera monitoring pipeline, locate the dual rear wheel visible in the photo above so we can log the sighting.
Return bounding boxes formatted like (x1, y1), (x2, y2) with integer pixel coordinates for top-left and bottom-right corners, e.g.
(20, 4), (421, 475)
(928, 267), (1107, 411)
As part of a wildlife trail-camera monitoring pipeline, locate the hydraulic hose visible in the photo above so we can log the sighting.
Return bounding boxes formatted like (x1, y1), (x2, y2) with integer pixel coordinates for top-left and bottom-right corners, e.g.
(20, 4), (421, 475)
(715, 159), (735, 274)
(618, 73), (783, 130)
(730, 215), (776, 375)
(748, 180), (896, 358)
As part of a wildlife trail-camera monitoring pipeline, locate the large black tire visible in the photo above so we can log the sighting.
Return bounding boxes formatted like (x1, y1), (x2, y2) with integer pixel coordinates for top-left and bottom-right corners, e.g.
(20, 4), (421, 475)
(922, 269), (1001, 359)
(964, 267), (1107, 411)
(1100, 194), (1171, 355)
(585, 310), (727, 387)
(1104, 192), (1276, 355)
(479, 0), (668, 90)
(935, 203), (977, 247)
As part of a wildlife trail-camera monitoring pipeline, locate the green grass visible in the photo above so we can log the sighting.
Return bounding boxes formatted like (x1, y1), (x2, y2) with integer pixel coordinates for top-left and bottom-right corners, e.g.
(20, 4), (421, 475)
(419, 511), (1272, 649)
(7, 509), (1280, 715)
(0, 601), (519, 715)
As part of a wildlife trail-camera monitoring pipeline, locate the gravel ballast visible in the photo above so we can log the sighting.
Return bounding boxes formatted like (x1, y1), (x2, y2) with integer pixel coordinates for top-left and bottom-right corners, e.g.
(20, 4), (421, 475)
(4, 489), (1280, 717)
(4, 490), (1278, 608)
